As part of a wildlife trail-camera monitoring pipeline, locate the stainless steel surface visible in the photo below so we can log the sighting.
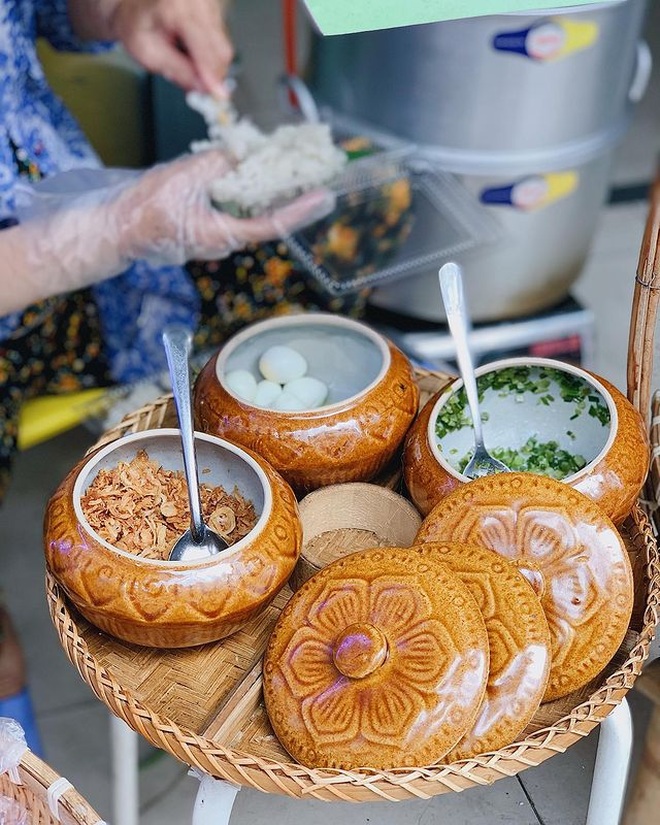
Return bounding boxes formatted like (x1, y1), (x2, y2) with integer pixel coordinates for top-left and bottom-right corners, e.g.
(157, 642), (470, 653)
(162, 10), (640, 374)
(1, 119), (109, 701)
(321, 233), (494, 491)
(310, 0), (649, 158)
(377, 298), (595, 371)
(310, 0), (650, 322)
(439, 262), (510, 478)
(369, 147), (616, 323)
(162, 325), (228, 562)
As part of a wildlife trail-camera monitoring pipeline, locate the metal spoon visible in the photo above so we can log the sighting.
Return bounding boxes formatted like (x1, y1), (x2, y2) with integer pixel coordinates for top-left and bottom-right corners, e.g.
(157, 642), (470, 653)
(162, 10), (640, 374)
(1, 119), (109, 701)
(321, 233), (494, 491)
(438, 262), (510, 479)
(162, 325), (228, 562)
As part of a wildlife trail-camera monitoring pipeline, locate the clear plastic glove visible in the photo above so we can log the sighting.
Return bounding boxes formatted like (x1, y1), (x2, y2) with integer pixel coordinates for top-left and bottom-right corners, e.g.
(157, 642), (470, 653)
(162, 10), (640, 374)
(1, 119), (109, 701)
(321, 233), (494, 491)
(7, 150), (335, 316)
(0, 717), (27, 775)
(0, 796), (29, 825)
(113, 150), (336, 265)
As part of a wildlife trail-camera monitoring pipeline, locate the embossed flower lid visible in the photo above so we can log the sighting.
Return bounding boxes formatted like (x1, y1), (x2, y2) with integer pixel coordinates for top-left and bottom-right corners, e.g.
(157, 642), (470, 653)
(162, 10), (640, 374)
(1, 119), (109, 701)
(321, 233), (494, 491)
(416, 473), (634, 702)
(262, 545), (490, 771)
(425, 542), (551, 760)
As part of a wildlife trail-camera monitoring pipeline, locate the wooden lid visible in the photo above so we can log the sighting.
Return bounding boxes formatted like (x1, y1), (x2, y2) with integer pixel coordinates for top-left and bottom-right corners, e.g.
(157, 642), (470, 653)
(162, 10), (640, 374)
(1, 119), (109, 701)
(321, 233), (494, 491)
(423, 542), (551, 760)
(416, 473), (634, 701)
(263, 545), (489, 770)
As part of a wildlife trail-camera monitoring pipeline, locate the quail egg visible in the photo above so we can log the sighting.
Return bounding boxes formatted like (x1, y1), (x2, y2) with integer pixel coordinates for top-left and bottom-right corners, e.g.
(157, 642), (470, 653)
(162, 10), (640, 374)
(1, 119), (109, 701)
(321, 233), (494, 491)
(259, 345), (308, 384)
(225, 369), (257, 402)
(282, 376), (328, 409)
(253, 379), (283, 407)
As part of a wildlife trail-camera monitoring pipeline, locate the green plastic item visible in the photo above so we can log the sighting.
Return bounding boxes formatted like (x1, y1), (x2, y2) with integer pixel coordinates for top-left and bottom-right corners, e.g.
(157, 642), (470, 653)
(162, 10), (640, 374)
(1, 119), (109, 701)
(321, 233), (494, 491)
(302, 0), (620, 35)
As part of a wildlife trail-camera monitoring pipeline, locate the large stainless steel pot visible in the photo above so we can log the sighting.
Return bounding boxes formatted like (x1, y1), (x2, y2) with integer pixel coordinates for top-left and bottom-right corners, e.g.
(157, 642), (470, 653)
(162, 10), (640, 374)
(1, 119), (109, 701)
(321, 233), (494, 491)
(368, 135), (619, 323)
(309, 0), (649, 157)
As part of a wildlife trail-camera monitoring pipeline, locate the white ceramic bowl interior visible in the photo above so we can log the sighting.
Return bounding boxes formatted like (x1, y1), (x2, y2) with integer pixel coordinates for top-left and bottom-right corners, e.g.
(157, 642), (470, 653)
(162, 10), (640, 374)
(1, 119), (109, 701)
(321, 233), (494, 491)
(429, 358), (616, 481)
(215, 314), (389, 409)
(73, 429), (271, 564)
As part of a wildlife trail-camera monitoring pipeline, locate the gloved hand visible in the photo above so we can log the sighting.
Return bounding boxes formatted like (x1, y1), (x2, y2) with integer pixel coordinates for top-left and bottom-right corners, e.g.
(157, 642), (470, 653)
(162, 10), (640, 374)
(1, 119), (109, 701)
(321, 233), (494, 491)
(114, 149), (335, 265)
(5, 149), (335, 317)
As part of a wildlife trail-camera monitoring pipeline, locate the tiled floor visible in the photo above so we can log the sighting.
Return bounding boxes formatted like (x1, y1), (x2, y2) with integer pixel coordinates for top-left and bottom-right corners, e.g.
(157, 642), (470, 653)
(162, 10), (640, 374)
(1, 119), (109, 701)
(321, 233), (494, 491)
(3, 1), (660, 823)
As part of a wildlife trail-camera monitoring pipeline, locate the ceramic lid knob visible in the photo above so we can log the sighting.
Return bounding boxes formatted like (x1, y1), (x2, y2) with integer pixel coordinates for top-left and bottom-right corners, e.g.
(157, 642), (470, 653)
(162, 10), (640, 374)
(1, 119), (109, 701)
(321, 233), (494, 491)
(332, 622), (388, 679)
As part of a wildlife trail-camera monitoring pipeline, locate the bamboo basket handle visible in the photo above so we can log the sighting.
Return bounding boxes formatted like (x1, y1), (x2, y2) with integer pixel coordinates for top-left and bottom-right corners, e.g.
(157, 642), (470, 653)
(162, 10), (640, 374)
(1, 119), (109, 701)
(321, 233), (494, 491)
(627, 174), (660, 424)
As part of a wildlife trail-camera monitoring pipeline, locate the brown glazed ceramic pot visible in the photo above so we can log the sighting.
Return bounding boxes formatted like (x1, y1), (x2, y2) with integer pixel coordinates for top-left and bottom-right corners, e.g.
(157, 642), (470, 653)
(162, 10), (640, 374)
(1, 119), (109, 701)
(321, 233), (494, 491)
(403, 357), (649, 523)
(193, 313), (420, 495)
(43, 429), (302, 648)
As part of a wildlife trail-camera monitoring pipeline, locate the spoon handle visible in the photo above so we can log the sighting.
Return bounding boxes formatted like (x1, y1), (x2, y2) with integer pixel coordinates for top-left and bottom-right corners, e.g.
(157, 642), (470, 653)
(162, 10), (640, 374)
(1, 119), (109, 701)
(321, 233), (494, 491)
(162, 325), (205, 543)
(438, 263), (485, 447)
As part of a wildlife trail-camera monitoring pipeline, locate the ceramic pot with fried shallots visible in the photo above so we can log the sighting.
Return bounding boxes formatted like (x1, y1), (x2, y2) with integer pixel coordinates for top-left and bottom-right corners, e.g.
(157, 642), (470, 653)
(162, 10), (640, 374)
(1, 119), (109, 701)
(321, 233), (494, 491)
(43, 429), (302, 648)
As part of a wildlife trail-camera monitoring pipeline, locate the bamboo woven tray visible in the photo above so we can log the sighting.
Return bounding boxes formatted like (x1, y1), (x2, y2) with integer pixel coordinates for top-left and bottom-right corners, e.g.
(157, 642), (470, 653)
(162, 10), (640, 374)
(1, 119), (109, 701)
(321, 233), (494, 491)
(44, 179), (660, 802)
(0, 749), (105, 825)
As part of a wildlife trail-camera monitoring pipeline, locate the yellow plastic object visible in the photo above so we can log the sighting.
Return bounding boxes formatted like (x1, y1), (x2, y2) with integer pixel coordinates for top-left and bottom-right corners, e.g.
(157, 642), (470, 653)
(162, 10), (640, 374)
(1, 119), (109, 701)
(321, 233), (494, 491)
(18, 389), (110, 451)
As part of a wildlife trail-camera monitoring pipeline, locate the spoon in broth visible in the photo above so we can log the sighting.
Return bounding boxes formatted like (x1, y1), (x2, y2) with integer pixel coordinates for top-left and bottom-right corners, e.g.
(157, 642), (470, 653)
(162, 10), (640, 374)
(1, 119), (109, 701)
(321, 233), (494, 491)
(162, 325), (229, 562)
(438, 262), (510, 479)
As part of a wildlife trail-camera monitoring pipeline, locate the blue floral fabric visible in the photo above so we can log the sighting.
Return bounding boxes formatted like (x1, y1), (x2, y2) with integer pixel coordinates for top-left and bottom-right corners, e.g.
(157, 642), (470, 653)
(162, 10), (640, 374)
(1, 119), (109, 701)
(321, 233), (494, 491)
(0, 0), (198, 383)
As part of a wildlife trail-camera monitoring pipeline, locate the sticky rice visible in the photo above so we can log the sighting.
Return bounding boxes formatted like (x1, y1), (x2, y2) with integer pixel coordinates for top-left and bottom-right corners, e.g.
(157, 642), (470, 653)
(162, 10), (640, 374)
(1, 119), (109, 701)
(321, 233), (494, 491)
(187, 92), (347, 216)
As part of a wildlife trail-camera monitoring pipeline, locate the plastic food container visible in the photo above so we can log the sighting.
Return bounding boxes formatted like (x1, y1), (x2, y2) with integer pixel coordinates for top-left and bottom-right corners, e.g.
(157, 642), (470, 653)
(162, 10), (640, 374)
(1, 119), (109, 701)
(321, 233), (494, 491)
(286, 148), (499, 295)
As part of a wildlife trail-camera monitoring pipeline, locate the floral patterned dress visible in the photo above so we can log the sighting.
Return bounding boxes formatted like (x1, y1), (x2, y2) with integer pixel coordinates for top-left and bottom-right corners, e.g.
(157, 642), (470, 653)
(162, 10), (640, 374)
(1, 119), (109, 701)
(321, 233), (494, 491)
(0, 0), (366, 502)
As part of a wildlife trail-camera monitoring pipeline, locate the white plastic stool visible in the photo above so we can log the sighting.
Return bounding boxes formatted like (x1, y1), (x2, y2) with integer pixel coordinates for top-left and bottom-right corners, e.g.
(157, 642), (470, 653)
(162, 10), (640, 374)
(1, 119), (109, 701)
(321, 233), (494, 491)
(110, 715), (139, 825)
(191, 772), (240, 825)
(110, 698), (633, 825)
(586, 698), (633, 825)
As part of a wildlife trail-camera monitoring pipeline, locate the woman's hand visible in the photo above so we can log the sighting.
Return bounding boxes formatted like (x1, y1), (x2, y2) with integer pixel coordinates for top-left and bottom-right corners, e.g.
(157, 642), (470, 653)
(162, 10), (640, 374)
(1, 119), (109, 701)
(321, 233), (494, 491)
(70, 0), (234, 98)
(2, 149), (334, 316)
(115, 149), (336, 265)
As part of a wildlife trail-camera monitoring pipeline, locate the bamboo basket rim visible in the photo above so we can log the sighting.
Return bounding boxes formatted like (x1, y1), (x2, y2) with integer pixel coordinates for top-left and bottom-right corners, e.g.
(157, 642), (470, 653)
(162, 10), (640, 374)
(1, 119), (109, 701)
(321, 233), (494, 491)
(43, 175), (660, 802)
(0, 749), (106, 825)
(44, 382), (660, 802)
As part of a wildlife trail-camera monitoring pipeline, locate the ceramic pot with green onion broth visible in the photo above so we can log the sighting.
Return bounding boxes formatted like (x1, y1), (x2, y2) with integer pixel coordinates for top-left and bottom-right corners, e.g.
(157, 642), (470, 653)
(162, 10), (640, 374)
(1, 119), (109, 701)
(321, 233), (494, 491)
(403, 357), (649, 523)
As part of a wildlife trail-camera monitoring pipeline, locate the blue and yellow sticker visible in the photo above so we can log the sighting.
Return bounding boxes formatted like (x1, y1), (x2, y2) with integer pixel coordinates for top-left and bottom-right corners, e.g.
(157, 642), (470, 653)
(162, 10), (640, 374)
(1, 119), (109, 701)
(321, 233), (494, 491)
(492, 17), (599, 61)
(480, 171), (579, 211)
